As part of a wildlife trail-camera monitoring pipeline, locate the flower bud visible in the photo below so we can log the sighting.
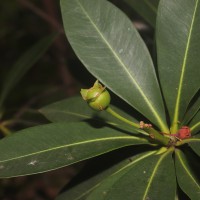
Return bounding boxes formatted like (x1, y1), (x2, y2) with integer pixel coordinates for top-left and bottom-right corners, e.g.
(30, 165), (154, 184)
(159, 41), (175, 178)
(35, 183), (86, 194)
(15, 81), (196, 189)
(80, 80), (111, 111)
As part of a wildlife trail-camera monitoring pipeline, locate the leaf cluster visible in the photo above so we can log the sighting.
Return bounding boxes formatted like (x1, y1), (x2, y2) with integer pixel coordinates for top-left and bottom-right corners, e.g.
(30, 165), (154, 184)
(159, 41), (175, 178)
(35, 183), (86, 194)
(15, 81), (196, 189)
(0, 0), (199, 199)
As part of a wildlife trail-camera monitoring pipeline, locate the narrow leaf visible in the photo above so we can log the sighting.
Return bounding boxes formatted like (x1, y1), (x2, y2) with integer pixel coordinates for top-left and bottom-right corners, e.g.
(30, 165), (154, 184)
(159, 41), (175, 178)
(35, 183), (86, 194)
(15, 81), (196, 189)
(0, 33), (56, 109)
(40, 96), (140, 133)
(61, 0), (168, 132)
(175, 149), (200, 200)
(0, 122), (148, 178)
(157, 0), (200, 128)
(86, 150), (176, 200)
(123, 0), (159, 27)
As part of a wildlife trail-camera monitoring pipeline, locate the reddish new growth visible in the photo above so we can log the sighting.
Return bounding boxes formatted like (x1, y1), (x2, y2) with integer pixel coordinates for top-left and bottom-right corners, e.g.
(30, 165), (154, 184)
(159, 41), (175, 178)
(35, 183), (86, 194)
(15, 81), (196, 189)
(161, 126), (191, 140)
(176, 126), (191, 139)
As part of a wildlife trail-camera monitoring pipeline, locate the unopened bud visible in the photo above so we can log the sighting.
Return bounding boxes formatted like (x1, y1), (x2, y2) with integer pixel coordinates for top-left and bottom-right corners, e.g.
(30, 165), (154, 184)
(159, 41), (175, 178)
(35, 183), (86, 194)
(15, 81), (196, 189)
(80, 80), (111, 111)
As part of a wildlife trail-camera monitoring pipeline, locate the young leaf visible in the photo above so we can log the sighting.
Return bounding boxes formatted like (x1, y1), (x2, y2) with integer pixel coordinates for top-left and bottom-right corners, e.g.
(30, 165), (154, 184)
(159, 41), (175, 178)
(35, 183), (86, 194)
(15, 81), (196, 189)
(0, 33), (56, 110)
(123, 0), (159, 27)
(0, 122), (149, 178)
(60, 0), (169, 132)
(157, 0), (200, 131)
(86, 150), (176, 200)
(175, 149), (200, 200)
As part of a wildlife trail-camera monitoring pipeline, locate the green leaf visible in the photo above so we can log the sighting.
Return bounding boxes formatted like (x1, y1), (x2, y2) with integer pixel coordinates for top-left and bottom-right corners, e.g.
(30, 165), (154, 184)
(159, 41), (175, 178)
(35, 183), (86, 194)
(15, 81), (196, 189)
(61, 0), (169, 132)
(175, 149), (200, 200)
(40, 96), (142, 134)
(157, 0), (200, 130)
(56, 152), (146, 200)
(123, 0), (159, 27)
(40, 96), (149, 138)
(40, 96), (138, 124)
(0, 33), (56, 110)
(85, 150), (176, 200)
(0, 122), (148, 178)
(187, 134), (200, 156)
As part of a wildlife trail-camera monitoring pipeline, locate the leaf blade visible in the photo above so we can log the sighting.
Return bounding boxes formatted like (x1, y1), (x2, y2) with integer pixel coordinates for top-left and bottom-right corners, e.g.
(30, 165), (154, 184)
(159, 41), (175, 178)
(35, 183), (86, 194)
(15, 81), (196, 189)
(86, 149), (176, 200)
(189, 110), (200, 135)
(182, 91), (200, 125)
(39, 96), (146, 135)
(187, 134), (200, 156)
(40, 96), (138, 124)
(56, 151), (152, 200)
(0, 122), (148, 178)
(175, 149), (200, 200)
(157, 0), (200, 130)
(61, 0), (168, 132)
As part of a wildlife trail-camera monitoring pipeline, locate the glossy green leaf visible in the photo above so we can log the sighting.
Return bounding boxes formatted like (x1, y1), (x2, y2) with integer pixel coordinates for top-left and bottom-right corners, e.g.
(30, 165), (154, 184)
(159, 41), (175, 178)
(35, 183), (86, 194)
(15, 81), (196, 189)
(56, 152), (146, 200)
(175, 149), (200, 200)
(0, 33), (56, 109)
(0, 122), (148, 178)
(40, 97), (151, 137)
(157, 0), (200, 129)
(188, 134), (200, 156)
(61, 0), (169, 132)
(86, 150), (175, 200)
(123, 0), (159, 27)
(39, 96), (144, 135)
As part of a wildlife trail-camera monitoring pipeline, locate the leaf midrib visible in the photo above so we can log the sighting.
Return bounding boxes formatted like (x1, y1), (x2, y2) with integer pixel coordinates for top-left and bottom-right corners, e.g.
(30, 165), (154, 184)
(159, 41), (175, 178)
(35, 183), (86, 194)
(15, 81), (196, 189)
(0, 136), (146, 163)
(173, 0), (199, 127)
(42, 109), (91, 119)
(75, 0), (167, 132)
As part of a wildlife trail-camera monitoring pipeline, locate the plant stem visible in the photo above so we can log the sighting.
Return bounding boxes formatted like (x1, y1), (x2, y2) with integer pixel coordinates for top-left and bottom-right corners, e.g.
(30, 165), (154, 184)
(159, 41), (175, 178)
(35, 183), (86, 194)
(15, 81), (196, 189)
(105, 107), (140, 129)
(143, 127), (170, 146)
(105, 107), (170, 146)
(170, 121), (179, 134)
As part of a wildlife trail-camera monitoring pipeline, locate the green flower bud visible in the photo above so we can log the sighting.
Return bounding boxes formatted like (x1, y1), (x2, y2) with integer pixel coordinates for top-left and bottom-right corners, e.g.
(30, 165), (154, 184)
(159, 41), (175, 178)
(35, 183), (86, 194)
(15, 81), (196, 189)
(80, 80), (111, 111)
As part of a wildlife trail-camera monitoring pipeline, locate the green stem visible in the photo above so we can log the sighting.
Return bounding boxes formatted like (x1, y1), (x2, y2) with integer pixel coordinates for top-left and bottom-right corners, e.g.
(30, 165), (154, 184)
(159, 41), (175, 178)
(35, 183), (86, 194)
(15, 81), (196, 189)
(170, 121), (179, 134)
(143, 127), (170, 146)
(106, 107), (170, 146)
(106, 107), (140, 129)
